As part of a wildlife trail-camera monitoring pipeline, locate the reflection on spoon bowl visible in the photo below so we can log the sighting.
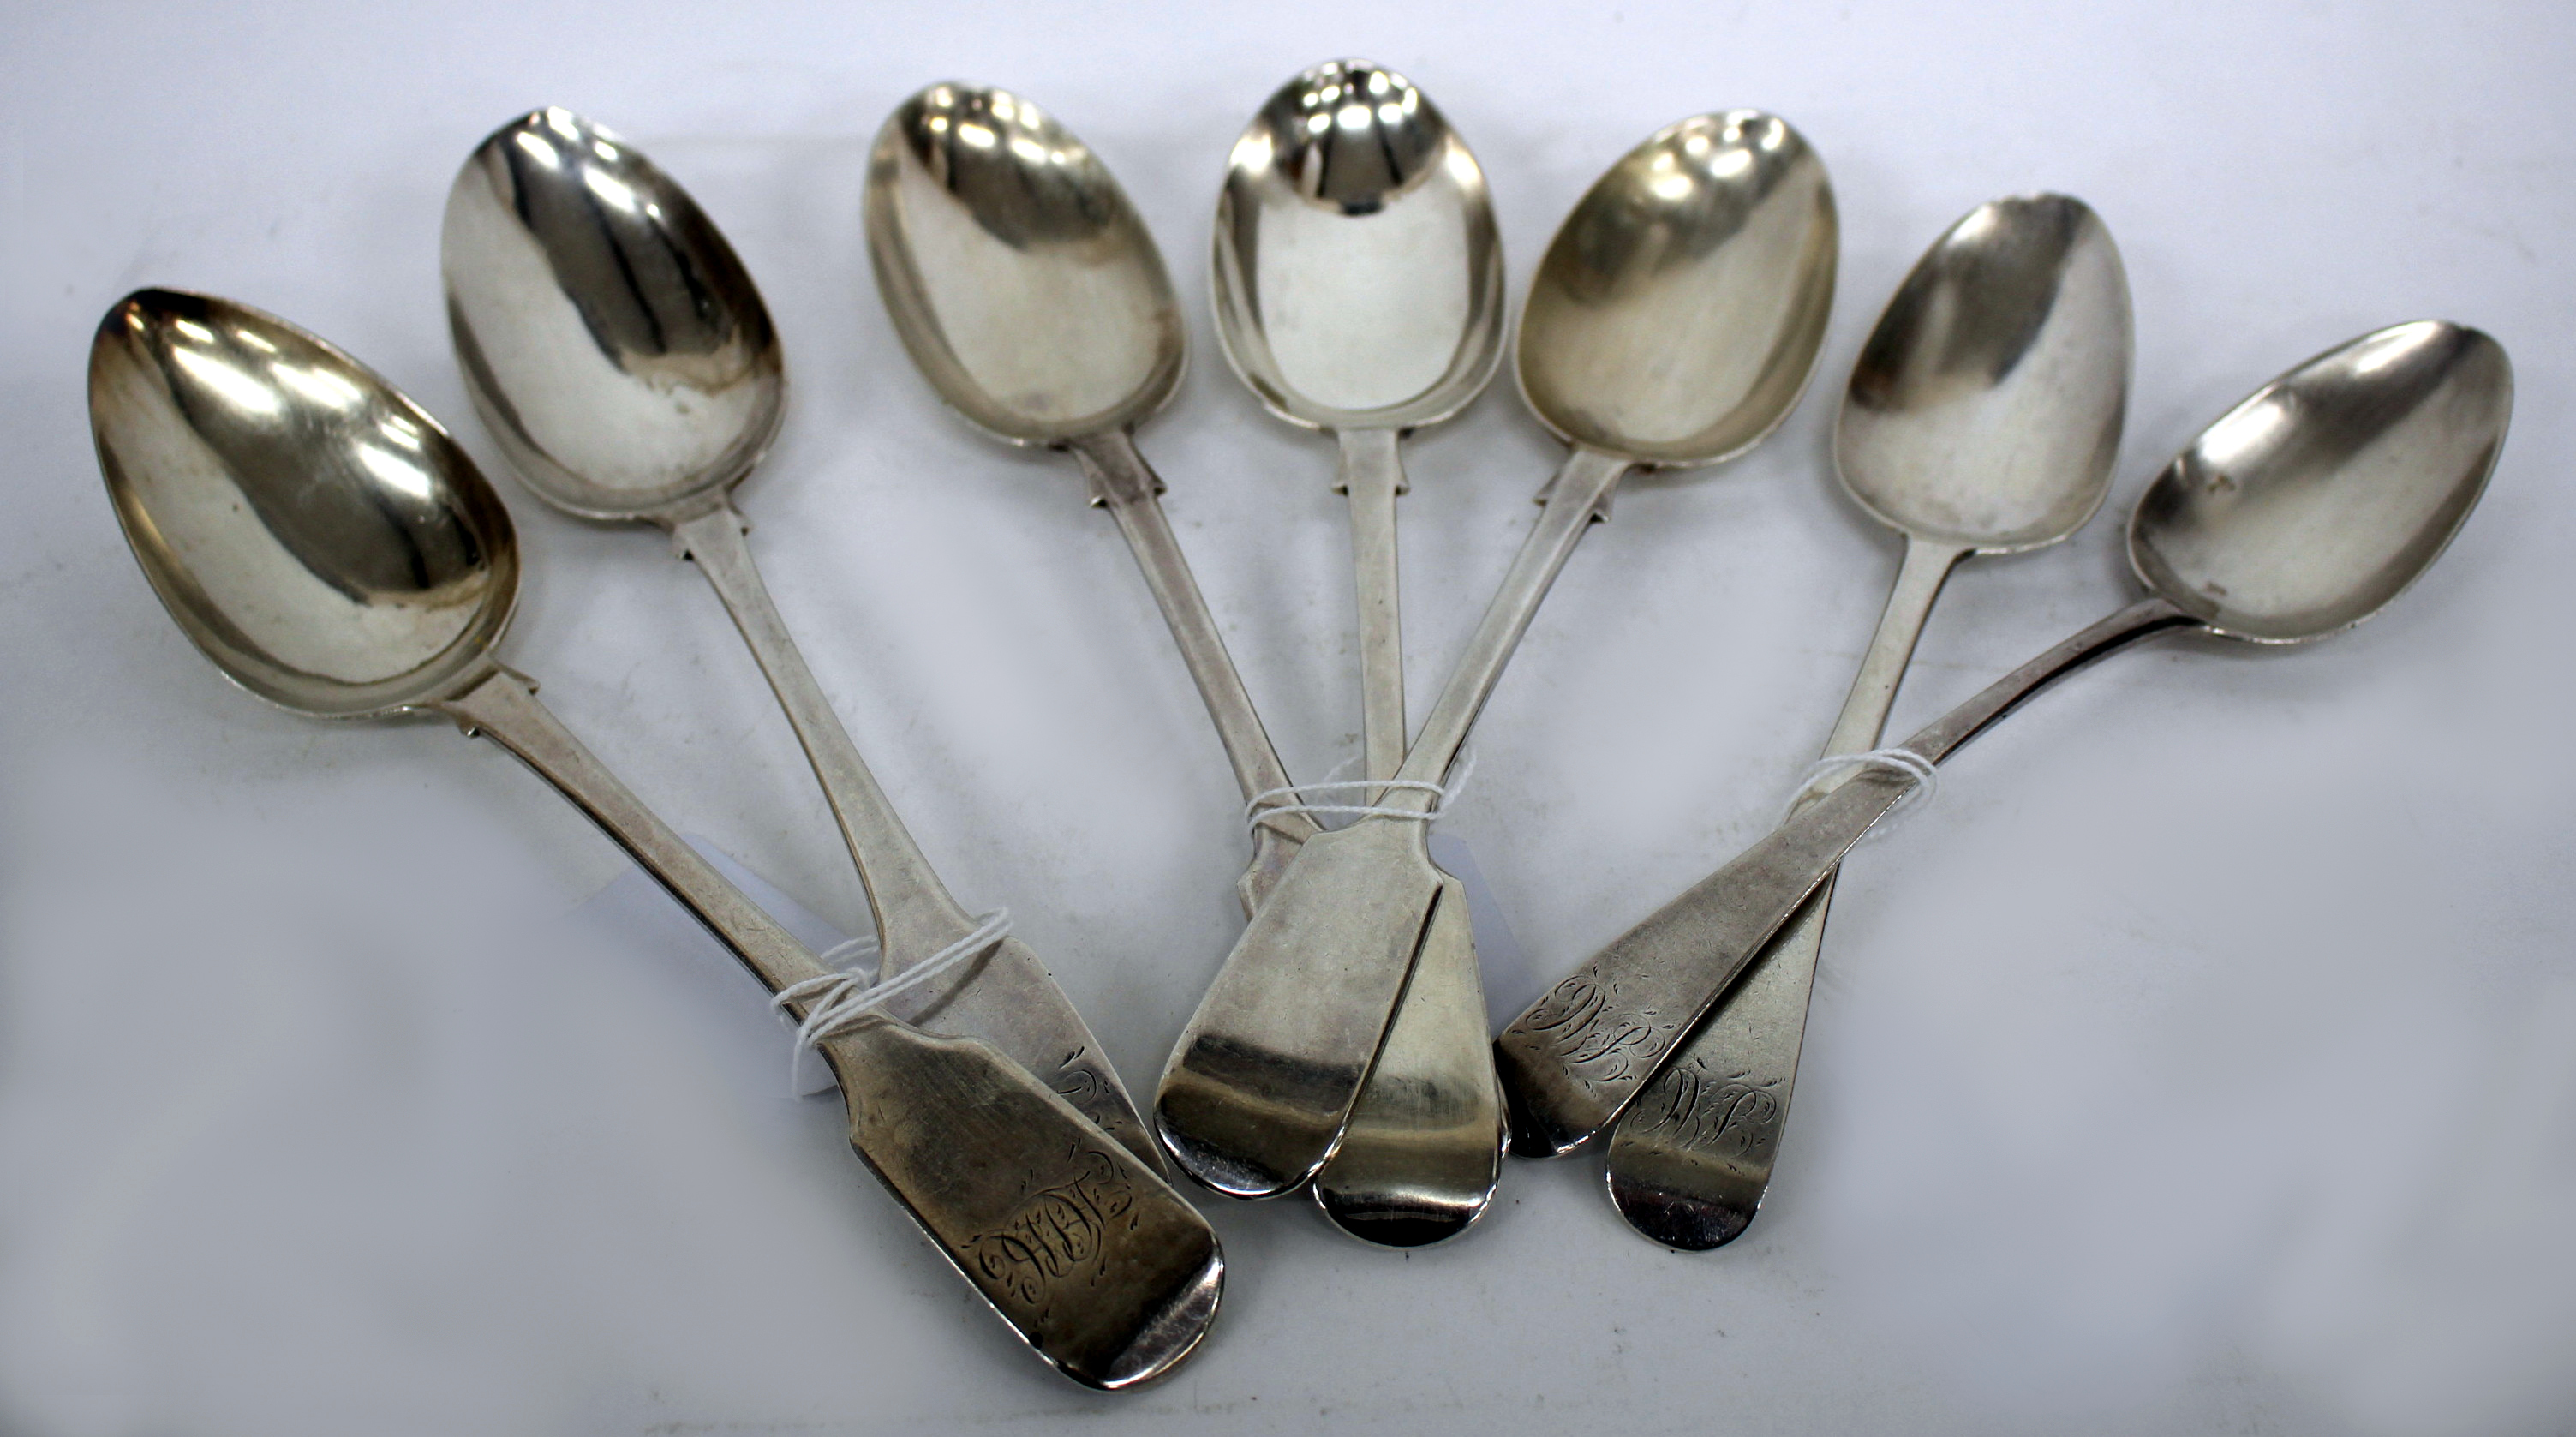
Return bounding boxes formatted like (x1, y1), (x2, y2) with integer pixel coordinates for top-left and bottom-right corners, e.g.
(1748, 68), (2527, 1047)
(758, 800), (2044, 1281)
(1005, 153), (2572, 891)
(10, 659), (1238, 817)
(866, 82), (1184, 447)
(93, 288), (517, 717)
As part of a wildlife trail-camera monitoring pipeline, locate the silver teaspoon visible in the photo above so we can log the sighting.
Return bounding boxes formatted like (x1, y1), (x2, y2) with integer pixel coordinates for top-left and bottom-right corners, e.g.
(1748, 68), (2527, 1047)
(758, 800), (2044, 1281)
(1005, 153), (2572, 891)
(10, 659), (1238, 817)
(89, 290), (1222, 1390)
(1157, 111), (1839, 1200)
(1212, 59), (1508, 1245)
(1604, 194), (2133, 1247)
(1499, 320), (2511, 1156)
(864, 82), (1320, 912)
(442, 108), (1158, 1172)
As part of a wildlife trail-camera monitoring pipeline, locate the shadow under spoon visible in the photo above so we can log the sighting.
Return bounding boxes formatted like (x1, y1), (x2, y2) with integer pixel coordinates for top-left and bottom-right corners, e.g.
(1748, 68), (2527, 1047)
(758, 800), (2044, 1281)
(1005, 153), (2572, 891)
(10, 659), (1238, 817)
(1498, 319), (2512, 1160)
(441, 107), (1158, 1173)
(1212, 58), (1509, 1244)
(1604, 192), (2133, 1248)
(88, 289), (1222, 1390)
(1157, 109), (1839, 1200)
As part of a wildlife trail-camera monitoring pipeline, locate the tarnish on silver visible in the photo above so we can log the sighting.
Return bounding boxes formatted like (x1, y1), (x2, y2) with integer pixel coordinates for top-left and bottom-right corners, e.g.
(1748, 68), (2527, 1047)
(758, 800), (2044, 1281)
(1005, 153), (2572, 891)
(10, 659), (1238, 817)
(1501, 320), (2510, 1164)
(91, 289), (1223, 1392)
(1157, 109), (1838, 1201)
(1604, 194), (2133, 1248)
(1212, 59), (1509, 1247)
(865, 81), (1318, 917)
(442, 106), (1161, 1175)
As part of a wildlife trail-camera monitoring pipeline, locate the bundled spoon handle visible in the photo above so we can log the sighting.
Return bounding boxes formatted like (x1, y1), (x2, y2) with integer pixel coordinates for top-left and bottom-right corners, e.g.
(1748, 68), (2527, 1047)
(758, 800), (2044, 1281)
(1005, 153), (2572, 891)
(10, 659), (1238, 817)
(439, 666), (831, 996)
(1603, 536), (1963, 1239)
(1156, 445), (1635, 1197)
(1071, 430), (1321, 910)
(1338, 428), (1409, 784)
(434, 666), (1221, 1388)
(675, 505), (1161, 1170)
(1390, 447), (1631, 793)
(1498, 596), (2199, 1153)
(672, 505), (975, 961)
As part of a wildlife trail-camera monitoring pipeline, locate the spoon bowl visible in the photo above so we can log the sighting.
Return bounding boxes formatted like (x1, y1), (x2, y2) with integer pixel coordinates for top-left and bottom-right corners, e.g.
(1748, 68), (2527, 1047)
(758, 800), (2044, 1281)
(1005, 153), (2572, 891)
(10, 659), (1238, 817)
(1157, 109), (1840, 1200)
(1518, 110), (1838, 467)
(1502, 320), (2510, 1160)
(93, 286), (1229, 1390)
(1599, 192), (2132, 1242)
(2131, 319), (2508, 641)
(92, 289), (517, 716)
(1839, 193), (2130, 551)
(866, 83), (1184, 446)
(449, 105), (1169, 1177)
(1212, 59), (1505, 430)
(445, 108), (782, 522)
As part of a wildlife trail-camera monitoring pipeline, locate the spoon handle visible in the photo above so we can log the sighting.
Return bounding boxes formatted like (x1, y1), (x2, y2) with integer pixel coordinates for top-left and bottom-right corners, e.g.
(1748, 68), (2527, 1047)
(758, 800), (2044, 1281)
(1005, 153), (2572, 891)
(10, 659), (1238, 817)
(435, 666), (829, 996)
(1390, 446), (1632, 793)
(438, 670), (1222, 1383)
(1312, 428), (1506, 1247)
(672, 504), (975, 970)
(1337, 427), (1408, 785)
(1070, 429), (1319, 912)
(1497, 595), (2201, 1154)
(1601, 536), (1965, 1244)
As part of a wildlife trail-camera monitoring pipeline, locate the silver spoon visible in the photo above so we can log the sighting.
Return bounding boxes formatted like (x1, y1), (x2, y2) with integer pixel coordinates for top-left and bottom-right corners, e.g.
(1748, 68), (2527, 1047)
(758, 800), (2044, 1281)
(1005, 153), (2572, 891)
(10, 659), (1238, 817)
(1499, 320), (2512, 1156)
(864, 83), (1322, 919)
(1602, 193), (2133, 1248)
(1212, 59), (1508, 1245)
(1157, 111), (1839, 1200)
(440, 107), (1157, 1174)
(88, 289), (1223, 1390)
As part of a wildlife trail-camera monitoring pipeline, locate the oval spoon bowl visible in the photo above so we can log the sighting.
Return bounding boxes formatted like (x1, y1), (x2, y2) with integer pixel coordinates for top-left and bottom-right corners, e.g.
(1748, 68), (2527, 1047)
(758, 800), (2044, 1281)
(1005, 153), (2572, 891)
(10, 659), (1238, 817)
(445, 108), (783, 521)
(2132, 320), (2508, 642)
(92, 288), (517, 717)
(1838, 193), (2131, 552)
(865, 83), (1184, 446)
(1212, 59), (1505, 430)
(1517, 110), (1838, 467)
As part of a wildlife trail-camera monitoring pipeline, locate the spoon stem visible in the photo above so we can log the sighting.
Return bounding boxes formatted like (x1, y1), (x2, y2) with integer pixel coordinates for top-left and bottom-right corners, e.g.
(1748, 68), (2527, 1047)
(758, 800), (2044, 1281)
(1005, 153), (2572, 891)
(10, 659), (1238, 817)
(1823, 538), (1969, 754)
(1601, 534), (1964, 1238)
(1069, 428), (1319, 911)
(672, 504), (977, 972)
(1337, 428), (1409, 787)
(434, 665), (829, 997)
(433, 671), (1222, 1390)
(1391, 446), (1632, 796)
(1498, 594), (2201, 1154)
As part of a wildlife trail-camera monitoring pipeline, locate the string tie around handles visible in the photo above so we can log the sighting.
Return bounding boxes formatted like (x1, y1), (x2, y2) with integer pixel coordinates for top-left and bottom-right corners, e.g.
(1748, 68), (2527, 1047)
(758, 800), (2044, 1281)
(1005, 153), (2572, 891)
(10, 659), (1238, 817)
(1244, 749), (1479, 835)
(771, 909), (1010, 1094)
(1781, 747), (1939, 831)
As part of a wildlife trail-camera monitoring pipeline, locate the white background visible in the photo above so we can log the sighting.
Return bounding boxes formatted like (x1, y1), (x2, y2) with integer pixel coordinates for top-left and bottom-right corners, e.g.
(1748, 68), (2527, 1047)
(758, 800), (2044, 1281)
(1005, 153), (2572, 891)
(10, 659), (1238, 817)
(4, 2), (2573, 1434)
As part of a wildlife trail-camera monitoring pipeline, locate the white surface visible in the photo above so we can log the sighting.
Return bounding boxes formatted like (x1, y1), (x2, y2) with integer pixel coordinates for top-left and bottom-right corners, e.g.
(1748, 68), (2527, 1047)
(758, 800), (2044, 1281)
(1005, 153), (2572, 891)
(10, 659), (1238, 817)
(4, 3), (2573, 1434)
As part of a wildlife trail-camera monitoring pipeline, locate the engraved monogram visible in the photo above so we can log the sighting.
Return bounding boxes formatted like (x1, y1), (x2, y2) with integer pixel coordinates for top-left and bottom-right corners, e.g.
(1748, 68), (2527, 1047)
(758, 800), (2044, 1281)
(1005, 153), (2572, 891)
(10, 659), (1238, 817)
(1050, 1046), (1107, 1106)
(1627, 1064), (1780, 1156)
(1517, 974), (1676, 1089)
(965, 1149), (1138, 1308)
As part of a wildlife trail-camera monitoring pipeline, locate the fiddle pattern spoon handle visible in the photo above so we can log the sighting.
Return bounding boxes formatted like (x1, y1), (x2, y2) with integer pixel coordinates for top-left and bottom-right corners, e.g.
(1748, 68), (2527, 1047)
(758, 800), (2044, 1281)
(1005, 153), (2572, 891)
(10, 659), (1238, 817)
(434, 667), (1221, 1387)
(1071, 428), (1321, 911)
(1338, 427), (1408, 785)
(437, 664), (829, 996)
(1389, 446), (1633, 796)
(1309, 426), (1507, 1247)
(1499, 596), (2201, 1154)
(1601, 535), (1965, 1239)
(674, 502), (1162, 1171)
(671, 503), (976, 967)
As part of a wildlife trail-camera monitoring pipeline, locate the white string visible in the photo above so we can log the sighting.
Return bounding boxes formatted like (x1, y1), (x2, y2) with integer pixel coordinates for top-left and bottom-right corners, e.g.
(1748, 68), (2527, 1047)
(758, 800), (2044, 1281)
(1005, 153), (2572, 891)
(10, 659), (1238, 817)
(1245, 749), (1478, 833)
(1782, 747), (1939, 829)
(771, 909), (1010, 1093)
